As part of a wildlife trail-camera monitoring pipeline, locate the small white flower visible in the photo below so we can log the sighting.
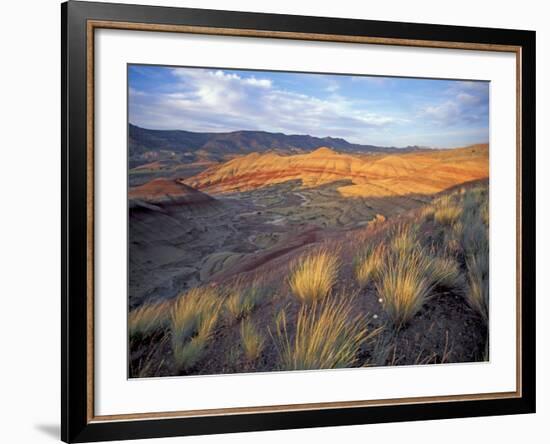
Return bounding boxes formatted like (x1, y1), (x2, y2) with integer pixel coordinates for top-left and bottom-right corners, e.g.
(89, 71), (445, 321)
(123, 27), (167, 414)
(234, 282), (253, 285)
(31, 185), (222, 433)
(378, 298), (383, 303)
(373, 314), (378, 320)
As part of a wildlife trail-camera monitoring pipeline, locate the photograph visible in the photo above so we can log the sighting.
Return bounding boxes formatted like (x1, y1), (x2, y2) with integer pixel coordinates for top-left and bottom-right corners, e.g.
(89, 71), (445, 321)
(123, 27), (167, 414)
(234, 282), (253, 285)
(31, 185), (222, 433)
(127, 65), (490, 378)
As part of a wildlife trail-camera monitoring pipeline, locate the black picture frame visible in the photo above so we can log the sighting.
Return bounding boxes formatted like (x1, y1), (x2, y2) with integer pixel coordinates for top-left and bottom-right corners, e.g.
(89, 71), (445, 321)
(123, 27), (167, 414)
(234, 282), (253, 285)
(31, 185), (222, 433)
(61, 1), (536, 442)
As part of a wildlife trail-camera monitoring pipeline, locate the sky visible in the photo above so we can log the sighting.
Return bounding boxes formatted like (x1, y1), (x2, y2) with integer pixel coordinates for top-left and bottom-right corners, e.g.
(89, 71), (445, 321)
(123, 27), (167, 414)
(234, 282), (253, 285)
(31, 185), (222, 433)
(128, 64), (489, 148)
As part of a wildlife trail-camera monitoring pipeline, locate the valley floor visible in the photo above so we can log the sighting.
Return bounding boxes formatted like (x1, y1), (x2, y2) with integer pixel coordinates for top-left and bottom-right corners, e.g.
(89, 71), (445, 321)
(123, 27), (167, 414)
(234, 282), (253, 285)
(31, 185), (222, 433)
(129, 178), (430, 307)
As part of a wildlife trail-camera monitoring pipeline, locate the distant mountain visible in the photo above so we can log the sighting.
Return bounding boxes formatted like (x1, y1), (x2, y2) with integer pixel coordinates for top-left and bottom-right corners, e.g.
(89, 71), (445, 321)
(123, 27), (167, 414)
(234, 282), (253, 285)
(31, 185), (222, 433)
(129, 124), (425, 167)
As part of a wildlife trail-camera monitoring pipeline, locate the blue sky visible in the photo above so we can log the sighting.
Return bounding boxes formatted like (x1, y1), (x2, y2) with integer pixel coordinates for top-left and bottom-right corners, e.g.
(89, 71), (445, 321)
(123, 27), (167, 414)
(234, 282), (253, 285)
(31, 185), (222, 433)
(128, 65), (489, 148)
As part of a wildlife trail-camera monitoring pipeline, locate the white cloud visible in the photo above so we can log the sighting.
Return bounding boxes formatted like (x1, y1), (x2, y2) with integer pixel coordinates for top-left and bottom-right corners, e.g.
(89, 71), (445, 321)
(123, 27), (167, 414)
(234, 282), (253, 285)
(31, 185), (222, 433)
(456, 92), (480, 105)
(324, 82), (340, 93)
(422, 101), (461, 122)
(243, 77), (272, 88)
(419, 81), (488, 127)
(130, 68), (399, 141)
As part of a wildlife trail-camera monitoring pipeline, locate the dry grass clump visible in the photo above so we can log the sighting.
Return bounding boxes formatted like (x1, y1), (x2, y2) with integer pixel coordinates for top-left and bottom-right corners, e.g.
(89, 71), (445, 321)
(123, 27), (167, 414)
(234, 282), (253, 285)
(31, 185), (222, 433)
(388, 223), (419, 255)
(129, 300), (171, 339)
(240, 319), (265, 362)
(466, 251), (489, 321)
(451, 220), (464, 238)
(421, 205), (436, 222)
(461, 217), (488, 256)
(376, 220), (468, 326)
(288, 249), (340, 304)
(354, 244), (385, 288)
(436, 187), (488, 258)
(171, 287), (221, 342)
(376, 247), (434, 327)
(462, 190), (479, 213)
(433, 187), (489, 320)
(434, 206), (462, 226)
(170, 286), (222, 369)
(225, 279), (266, 321)
(428, 255), (463, 291)
(370, 186), (489, 328)
(225, 291), (247, 320)
(130, 334), (170, 378)
(173, 336), (209, 370)
(464, 186), (487, 208)
(273, 295), (373, 370)
(431, 194), (462, 226)
(480, 204), (489, 226)
(464, 209), (489, 317)
(434, 194), (460, 209)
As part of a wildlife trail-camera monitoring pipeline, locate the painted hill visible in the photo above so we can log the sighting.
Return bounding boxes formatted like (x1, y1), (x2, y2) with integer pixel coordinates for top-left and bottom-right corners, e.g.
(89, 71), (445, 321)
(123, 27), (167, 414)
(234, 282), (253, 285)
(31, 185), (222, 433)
(129, 178), (214, 208)
(185, 144), (489, 198)
(129, 124), (425, 166)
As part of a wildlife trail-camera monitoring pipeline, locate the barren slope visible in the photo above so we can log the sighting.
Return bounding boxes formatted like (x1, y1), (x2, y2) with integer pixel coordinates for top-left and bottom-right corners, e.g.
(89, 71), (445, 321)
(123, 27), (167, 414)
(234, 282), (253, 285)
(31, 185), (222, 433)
(129, 178), (214, 207)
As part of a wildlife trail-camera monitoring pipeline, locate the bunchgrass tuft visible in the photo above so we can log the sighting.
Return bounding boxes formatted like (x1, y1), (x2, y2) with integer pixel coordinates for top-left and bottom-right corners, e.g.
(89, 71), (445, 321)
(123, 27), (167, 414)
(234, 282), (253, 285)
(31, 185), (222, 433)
(459, 187), (489, 320)
(377, 220), (469, 326)
(461, 217), (488, 256)
(481, 204), (489, 226)
(170, 287), (220, 342)
(354, 244), (385, 288)
(225, 279), (266, 321)
(240, 319), (265, 362)
(431, 187), (489, 320)
(173, 335), (209, 370)
(433, 194), (455, 208)
(376, 247), (434, 327)
(421, 205), (435, 222)
(129, 300), (171, 339)
(170, 286), (222, 369)
(434, 206), (462, 226)
(388, 224), (419, 255)
(428, 255), (464, 291)
(431, 195), (461, 226)
(465, 251), (489, 321)
(288, 249), (340, 304)
(273, 294), (373, 370)
(373, 186), (490, 328)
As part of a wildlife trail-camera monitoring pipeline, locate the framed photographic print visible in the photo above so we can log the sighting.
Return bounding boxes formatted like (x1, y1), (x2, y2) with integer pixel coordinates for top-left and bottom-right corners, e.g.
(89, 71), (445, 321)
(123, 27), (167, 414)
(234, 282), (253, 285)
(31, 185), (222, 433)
(61, 1), (536, 442)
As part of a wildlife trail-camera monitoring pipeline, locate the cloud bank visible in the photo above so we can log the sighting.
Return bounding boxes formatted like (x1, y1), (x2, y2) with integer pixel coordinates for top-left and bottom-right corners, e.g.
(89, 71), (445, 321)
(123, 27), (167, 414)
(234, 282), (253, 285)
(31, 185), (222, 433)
(129, 66), (489, 148)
